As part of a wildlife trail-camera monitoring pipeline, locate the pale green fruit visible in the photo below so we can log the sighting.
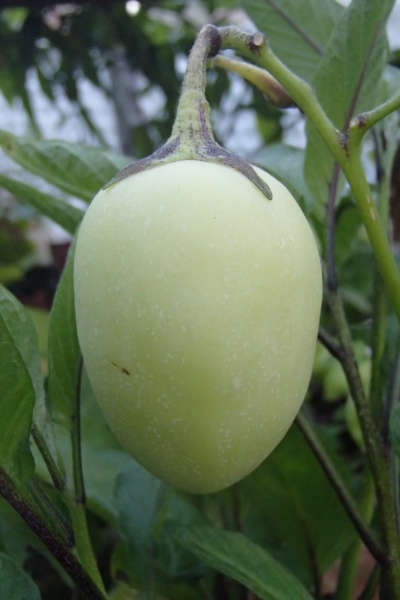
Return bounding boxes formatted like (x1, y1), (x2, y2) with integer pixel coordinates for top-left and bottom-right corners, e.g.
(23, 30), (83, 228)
(74, 159), (322, 494)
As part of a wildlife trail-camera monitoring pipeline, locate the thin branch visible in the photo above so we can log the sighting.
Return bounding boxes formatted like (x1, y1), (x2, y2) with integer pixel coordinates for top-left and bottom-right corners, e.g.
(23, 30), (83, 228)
(350, 93), (400, 143)
(318, 327), (343, 362)
(0, 468), (107, 600)
(295, 414), (386, 563)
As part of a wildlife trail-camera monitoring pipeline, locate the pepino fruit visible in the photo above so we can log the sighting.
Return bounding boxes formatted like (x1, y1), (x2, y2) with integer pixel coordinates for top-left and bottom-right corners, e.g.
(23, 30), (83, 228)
(74, 159), (322, 493)
(74, 24), (322, 494)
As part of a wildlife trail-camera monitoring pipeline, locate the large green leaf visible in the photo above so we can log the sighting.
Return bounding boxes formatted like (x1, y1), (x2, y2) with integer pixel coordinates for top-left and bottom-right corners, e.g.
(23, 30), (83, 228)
(0, 553), (41, 600)
(238, 425), (355, 586)
(243, 0), (343, 82)
(0, 285), (44, 407)
(0, 286), (36, 482)
(0, 172), (83, 234)
(304, 0), (395, 208)
(47, 240), (80, 420)
(177, 524), (313, 600)
(0, 129), (131, 202)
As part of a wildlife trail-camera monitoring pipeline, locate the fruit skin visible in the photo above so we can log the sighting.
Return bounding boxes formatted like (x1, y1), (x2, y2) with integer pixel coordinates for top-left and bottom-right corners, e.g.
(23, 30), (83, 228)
(74, 159), (322, 494)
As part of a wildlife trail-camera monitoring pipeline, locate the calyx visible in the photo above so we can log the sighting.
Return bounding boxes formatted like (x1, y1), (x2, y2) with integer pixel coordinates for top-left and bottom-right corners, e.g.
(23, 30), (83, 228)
(104, 25), (272, 200)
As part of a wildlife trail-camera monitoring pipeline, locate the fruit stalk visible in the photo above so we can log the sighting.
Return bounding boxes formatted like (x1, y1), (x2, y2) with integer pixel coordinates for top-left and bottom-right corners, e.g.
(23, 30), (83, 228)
(170, 24), (221, 145)
(105, 24), (272, 199)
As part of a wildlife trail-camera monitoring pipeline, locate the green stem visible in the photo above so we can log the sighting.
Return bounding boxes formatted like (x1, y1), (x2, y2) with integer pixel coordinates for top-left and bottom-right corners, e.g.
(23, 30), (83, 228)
(322, 156), (382, 597)
(341, 153), (400, 320)
(0, 468), (107, 600)
(66, 357), (107, 597)
(329, 289), (400, 593)
(321, 110), (388, 595)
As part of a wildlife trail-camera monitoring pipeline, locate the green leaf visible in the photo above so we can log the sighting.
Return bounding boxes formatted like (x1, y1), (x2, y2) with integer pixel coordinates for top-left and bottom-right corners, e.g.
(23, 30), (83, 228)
(0, 172), (83, 234)
(0, 286), (36, 482)
(0, 129), (131, 202)
(177, 524), (313, 600)
(0, 553), (41, 600)
(238, 425), (355, 586)
(304, 0), (395, 207)
(243, 0), (344, 82)
(47, 240), (80, 419)
(0, 285), (43, 406)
